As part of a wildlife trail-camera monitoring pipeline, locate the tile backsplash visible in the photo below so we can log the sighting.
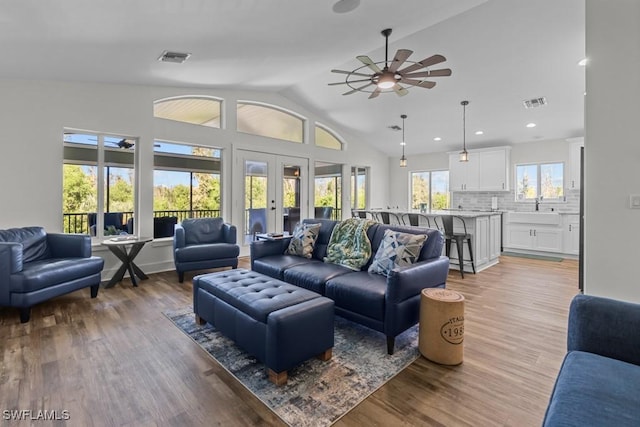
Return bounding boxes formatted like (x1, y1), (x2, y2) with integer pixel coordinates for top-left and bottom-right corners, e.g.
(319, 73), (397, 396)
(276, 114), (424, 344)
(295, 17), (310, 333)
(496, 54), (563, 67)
(451, 189), (580, 213)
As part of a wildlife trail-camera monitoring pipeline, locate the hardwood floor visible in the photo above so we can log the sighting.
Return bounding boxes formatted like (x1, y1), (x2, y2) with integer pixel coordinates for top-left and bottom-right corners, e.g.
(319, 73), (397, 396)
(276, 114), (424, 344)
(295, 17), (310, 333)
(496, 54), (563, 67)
(0, 255), (579, 426)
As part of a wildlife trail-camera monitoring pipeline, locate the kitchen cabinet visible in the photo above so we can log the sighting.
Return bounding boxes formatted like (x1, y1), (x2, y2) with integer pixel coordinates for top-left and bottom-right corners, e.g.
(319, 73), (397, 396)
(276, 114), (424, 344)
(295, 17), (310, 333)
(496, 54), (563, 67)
(449, 147), (510, 192)
(479, 149), (509, 191)
(569, 140), (583, 190)
(503, 212), (563, 253)
(563, 214), (580, 255)
(489, 214), (502, 259)
(505, 224), (563, 252)
(449, 152), (480, 191)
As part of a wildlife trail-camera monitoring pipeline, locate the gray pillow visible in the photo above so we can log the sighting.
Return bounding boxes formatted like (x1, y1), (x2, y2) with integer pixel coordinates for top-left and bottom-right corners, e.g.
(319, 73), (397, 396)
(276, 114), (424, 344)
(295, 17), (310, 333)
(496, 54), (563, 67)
(368, 229), (427, 277)
(286, 222), (321, 258)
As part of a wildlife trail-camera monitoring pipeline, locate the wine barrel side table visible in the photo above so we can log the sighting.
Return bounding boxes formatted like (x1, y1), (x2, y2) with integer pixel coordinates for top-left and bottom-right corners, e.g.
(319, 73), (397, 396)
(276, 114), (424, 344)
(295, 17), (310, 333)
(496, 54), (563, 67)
(419, 288), (465, 365)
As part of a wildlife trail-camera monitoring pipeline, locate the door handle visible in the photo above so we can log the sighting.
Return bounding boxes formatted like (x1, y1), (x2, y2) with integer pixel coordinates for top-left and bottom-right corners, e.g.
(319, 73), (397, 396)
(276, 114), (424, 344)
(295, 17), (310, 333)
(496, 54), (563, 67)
(270, 207), (276, 210)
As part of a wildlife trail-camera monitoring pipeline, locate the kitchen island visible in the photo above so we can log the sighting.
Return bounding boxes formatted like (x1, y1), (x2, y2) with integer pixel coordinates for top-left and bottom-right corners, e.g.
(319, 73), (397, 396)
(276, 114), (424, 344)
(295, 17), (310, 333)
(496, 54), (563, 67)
(367, 209), (503, 274)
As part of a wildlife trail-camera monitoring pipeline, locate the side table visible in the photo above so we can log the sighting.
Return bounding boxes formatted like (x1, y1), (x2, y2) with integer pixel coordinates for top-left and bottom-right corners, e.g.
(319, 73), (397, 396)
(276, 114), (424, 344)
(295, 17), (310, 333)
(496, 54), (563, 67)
(419, 288), (465, 365)
(101, 236), (152, 288)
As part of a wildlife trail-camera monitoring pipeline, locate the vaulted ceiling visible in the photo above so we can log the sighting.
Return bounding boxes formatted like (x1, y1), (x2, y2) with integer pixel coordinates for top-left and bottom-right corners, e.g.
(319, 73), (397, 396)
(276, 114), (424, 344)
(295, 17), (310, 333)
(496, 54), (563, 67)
(0, 0), (584, 155)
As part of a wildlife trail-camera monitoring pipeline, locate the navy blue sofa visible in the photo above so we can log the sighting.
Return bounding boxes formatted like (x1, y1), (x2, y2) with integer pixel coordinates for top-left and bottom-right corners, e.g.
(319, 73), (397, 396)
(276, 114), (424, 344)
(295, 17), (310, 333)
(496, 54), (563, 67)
(173, 218), (240, 283)
(0, 226), (104, 323)
(543, 294), (640, 426)
(250, 218), (450, 354)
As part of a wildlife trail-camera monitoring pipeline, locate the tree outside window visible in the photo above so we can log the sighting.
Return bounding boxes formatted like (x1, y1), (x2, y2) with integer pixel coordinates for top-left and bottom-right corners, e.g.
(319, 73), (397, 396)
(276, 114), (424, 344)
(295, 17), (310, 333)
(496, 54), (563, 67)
(516, 163), (564, 200)
(411, 170), (450, 211)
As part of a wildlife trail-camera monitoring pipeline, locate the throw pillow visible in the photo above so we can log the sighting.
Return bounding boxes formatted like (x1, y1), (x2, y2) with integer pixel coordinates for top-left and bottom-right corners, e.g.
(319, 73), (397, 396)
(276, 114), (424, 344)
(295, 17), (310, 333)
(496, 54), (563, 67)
(286, 222), (321, 258)
(324, 218), (377, 270)
(368, 229), (428, 277)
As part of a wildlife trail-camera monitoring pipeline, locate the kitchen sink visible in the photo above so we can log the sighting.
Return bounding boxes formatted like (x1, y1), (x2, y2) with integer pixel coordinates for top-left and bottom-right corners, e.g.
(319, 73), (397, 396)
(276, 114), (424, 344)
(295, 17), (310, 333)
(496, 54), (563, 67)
(505, 211), (561, 225)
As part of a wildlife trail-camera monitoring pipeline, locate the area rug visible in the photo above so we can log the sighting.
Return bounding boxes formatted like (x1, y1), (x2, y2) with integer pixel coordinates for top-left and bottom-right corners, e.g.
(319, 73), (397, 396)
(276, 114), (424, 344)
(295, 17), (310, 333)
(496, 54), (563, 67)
(164, 308), (419, 427)
(501, 251), (563, 262)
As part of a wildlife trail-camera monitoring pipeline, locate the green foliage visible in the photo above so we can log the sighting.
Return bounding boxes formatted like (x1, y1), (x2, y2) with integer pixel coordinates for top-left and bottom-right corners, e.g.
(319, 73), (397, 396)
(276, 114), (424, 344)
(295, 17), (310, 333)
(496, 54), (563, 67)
(63, 165), (96, 213)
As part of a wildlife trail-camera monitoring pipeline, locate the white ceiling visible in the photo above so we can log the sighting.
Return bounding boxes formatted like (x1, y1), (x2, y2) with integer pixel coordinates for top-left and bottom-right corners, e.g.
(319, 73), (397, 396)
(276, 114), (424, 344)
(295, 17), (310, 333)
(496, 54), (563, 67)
(0, 0), (584, 156)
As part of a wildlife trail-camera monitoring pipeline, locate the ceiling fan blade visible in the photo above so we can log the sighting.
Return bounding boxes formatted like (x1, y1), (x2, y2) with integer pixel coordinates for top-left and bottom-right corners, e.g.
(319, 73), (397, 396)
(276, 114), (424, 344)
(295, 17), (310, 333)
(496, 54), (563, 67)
(392, 84), (409, 97)
(400, 78), (436, 89)
(398, 54), (446, 74)
(368, 87), (382, 99)
(357, 55), (382, 73)
(388, 49), (413, 73)
(403, 68), (452, 78)
(331, 69), (373, 78)
(343, 82), (374, 96)
(329, 78), (372, 86)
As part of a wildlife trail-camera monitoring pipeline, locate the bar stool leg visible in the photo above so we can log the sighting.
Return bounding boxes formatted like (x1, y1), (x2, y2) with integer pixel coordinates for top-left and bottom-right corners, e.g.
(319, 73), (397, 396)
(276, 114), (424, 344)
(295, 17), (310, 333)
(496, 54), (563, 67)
(467, 238), (476, 274)
(445, 238), (452, 258)
(456, 237), (465, 278)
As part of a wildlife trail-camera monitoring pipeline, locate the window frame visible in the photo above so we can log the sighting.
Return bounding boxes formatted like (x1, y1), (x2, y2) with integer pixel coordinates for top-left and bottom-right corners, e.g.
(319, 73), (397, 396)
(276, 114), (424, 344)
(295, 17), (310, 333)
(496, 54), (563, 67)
(409, 169), (450, 211)
(236, 100), (306, 143)
(514, 161), (565, 202)
(153, 95), (223, 128)
(314, 123), (344, 151)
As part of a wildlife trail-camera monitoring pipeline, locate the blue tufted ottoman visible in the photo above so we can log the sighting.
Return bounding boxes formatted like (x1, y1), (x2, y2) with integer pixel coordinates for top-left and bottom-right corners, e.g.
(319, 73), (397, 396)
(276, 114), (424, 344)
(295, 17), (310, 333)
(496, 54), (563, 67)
(192, 269), (334, 385)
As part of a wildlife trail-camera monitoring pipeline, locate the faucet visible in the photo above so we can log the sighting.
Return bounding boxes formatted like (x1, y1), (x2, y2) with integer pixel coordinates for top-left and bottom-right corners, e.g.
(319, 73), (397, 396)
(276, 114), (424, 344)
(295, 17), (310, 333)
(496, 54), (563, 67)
(535, 196), (543, 211)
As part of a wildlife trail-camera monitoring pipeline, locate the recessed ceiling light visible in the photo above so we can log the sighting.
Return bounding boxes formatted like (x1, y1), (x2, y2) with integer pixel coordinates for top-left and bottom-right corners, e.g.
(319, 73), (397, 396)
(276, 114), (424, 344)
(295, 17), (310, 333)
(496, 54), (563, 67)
(526, 123), (537, 128)
(332, 0), (360, 13)
(433, 137), (442, 141)
(475, 130), (484, 135)
(578, 58), (587, 66)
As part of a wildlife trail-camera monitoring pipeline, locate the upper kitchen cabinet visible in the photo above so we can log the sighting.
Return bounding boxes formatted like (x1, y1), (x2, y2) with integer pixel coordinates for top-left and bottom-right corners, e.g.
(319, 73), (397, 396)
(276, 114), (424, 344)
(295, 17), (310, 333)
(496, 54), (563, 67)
(449, 147), (511, 192)
(568, 138), (584, 190)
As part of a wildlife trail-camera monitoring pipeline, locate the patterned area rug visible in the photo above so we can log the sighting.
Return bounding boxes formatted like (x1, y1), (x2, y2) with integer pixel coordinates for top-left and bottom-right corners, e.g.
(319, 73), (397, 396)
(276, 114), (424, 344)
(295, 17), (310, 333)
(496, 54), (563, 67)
(165, 308), (419, 427)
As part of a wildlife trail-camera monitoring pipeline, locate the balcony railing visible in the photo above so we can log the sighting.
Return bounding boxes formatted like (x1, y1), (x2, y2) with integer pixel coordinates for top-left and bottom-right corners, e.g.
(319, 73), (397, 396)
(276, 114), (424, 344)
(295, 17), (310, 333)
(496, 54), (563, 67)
(63, 210), (221, 235)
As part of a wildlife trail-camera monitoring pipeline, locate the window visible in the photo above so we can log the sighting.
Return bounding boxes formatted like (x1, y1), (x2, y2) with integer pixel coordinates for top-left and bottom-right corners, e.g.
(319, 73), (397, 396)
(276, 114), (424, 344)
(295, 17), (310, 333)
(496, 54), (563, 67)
(153, 96), (221, 128)
(315, 124), (343, 150)
(315, 162), (342, 220)
(515, 162), (564, 200)
(237, 102), (304, 143)
(350, 167), (367, 210)
(63, 132), (136, 237)
(153, 141), (222, 234)
(411, 170), (450, 211)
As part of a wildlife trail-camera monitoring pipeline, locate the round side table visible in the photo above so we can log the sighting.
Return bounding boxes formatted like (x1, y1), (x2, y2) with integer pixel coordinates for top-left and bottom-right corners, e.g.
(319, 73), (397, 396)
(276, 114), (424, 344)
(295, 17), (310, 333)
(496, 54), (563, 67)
(419, 288), (465, 365)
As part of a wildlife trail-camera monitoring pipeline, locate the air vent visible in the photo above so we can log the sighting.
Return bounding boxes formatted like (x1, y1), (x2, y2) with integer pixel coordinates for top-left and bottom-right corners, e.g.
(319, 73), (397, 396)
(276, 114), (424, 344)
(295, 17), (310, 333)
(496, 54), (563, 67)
(523, 97), (547, 109)
(388, 125), (402, 131)
(158, 50), (191, 63)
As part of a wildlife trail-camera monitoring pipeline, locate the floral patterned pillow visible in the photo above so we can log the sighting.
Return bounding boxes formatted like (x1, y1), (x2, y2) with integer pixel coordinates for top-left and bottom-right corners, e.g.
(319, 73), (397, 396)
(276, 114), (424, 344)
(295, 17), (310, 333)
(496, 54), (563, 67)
(286, 222), (321, 258)
(368, 229), (427, 277)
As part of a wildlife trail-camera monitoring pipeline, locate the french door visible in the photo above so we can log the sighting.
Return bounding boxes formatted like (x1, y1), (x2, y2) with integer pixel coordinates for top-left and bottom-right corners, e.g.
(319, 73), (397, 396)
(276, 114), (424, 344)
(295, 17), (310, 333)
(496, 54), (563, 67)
(235, 150), (308, 249)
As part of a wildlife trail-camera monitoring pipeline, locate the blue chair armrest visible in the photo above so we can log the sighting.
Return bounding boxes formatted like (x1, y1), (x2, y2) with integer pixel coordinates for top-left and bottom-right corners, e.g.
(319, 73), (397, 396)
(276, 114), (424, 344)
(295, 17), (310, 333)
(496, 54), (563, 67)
(174, 225), (186, 249)
(385, 256), (450, 304)
(0, 242), (23, 305)
(47, 233), (91, 258)
(223, 223), (237, 244)
(568, 294), (640, 366)
(250, 238), (292, 264)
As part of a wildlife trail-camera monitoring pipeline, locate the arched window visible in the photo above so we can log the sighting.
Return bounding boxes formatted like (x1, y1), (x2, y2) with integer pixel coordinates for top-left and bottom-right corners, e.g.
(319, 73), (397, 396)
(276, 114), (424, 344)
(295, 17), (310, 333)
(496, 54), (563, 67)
(153, 96), (222, 128)
(237, 101), (304, 143)
(315, 124), (344, 150)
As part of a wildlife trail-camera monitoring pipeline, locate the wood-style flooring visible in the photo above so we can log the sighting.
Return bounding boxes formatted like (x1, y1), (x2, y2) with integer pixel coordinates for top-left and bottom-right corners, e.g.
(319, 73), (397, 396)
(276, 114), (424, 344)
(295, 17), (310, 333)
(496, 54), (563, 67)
(0, 255), (579, 426)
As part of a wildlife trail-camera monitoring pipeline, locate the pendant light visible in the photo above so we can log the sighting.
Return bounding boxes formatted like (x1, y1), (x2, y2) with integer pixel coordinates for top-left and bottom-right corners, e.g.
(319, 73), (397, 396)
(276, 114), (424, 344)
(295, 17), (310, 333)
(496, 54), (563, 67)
(459, 100), (469, 162)
(400, 114), (407, 167)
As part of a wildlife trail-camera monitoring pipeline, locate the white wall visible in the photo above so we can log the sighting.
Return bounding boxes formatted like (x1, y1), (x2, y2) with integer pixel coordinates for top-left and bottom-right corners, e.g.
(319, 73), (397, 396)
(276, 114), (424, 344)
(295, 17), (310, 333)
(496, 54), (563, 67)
(0, 79), (390, 276)
(584, 0), (640, 302)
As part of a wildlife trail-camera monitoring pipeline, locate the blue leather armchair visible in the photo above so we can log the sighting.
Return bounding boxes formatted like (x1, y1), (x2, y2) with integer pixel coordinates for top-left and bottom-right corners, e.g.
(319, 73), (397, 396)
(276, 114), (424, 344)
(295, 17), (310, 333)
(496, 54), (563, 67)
(173, 218), (240, 283)
(0, 226), (105, 323)
(543, 294), (640, 426)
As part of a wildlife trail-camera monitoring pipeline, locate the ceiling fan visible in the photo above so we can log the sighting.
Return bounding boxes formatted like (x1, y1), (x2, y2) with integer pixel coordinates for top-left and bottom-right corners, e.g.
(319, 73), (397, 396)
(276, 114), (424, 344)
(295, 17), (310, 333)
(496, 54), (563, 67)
(329, 28), (452, 99)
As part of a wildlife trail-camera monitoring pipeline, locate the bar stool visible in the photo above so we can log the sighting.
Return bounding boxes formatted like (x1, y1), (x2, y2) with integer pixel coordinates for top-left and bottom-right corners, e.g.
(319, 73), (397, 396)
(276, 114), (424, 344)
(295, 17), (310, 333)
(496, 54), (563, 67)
(402, 213), (433, 228)
(435, 215), (475, 278)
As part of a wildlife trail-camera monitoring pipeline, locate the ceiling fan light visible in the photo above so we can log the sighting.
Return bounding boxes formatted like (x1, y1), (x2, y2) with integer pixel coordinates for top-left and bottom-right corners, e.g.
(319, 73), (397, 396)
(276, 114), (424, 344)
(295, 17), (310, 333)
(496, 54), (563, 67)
(377, 73), (396, 89)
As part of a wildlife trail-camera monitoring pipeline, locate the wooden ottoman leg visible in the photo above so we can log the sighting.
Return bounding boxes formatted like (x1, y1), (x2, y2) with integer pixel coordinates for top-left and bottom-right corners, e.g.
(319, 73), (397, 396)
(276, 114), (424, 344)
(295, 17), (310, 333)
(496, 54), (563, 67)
(317, 348), (332, 361)
(268, 369), (288, 386)
(195, 314), (206, 325)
